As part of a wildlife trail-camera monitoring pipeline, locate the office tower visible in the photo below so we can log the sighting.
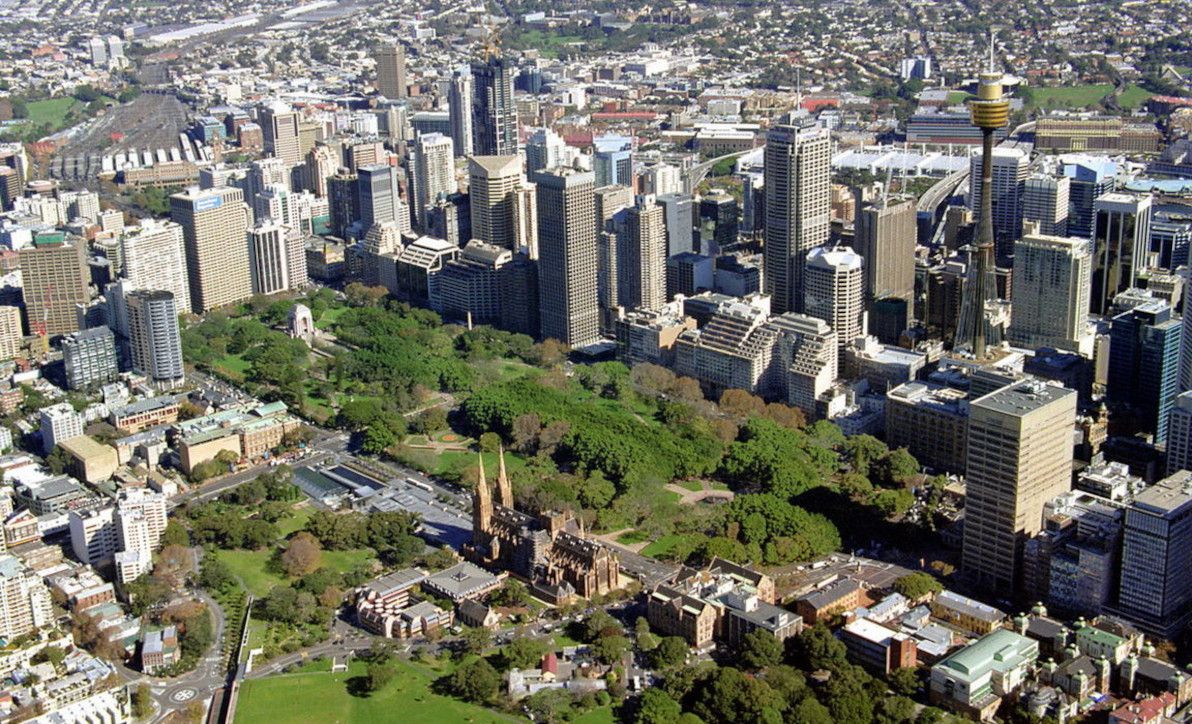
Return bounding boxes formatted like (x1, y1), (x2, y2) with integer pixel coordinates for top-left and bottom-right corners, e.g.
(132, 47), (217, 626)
(1108, 301), (1181, 443)
(763, 122), (831, 314)
(70, 507), (117, 566)
(469, 156), (523, 250)
(438, 240), (513, 325)
(67, 190), (100, 222)
(395, 236), (459, 309)
(303, 144), (338, 197)
(259, 104), (302, 167)
(125, 290), (184, 389)
(120, 220), (191, 312)
(328, 169), (360, 238)
(1167, 393), (1192, 475)
(526, 128), (567, 178)
(1116, 470), (1192, 637)
(40, 403), (82, 454)
(447, 68), (473, 158)
(471, 56), (517, 156)
(1153, 212), (1192, 270)
(513, 180), (538, 259)
(19, 236), (88, 338)
(248, 223), (293, 295)
(0, 555), (52, 640)
(88, 36), (107, 66)
(0, 306), (20, 360)
(536, 168), (599, 347)
(1008, 234), (1092, 353)
(344, 140), (385, 172)
(593, 135), (633, 188)
(499, 253), (539, 337)
(699, 190), (738, 255)
(595, 185), (633, 329)
(962, 380), (1077, 592)
(375, 43), (407, 99)
(1063, 157), (1116, 239)
(253, 184), (301, 241)
(855, 198), (916, 305)
(667, 252), (715, 299)
(804, 246), (865, 364)
(641, 163), (683, 197)
(412, 133), (457, 231)
(768, 312), (838, 416)
(61, 326), (118, 390)
(0, 167), (19, 211)
(657, 193), (696, 257)
(616, 196), (668, 312)
(170, 186), (252, 313)
(247, 157), (291, 199)
(1090, 193), (1153, 316)
(357, 164), (407, 233)
(1022, 174), (1070, 237)
(968, 147), (1027, 259)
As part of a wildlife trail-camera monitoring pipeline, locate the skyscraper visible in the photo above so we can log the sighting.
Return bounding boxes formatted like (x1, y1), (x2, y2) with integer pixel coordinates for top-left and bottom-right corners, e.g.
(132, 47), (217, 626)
(593, 135), (633, 188)
(19, 236), (88, 337)
(125, 290), (184, 389)
(259, 104), (302, 167)
(328, 169), (360, 238)
(447, 68), (473, 159)
(357, 163), (407, 233)
(536, 168), (599, 347)
(1166, 392), (1192, 475)
(61, 326), (118, 390)
(170, 186), (253, 313)
(616, 195), (667, 312)
(526, 128), (567, 178)
(375, 43), (407, 99)
(803, 246), (865, 365)
(657, 193), (696, 257)
(1090, 192), (1153, 316)
(469, 155), (523, 250)
(968, 146), (1027, 259)
(1062, 156), (1116, 239)
(1107, 301), (1181, 444)
(1008, 234), (1092, 354)
(595, 185), (634, 330)
(1022, 173), (1070, 237)
(471, 56), (517, 156)
(763, 122), (831, 315)
(411, 133), (457, 231)
(248, 222), (292, 295)
(962, 380), (1077, 592)
(0, 306), (21, 360)
(854, 198), (916, 305)
(120, 220), (191, 312)
(1115, 470), (1192, 637)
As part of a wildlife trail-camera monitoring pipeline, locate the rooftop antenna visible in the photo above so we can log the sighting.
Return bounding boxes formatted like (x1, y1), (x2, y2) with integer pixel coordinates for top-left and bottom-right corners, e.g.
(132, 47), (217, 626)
(987, 30), (996, 74)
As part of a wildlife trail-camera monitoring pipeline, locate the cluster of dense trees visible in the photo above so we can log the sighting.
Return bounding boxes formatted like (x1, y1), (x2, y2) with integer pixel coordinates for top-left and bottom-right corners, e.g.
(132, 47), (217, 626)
(182, 313), (310, 409)
(303, 510), (424, 566)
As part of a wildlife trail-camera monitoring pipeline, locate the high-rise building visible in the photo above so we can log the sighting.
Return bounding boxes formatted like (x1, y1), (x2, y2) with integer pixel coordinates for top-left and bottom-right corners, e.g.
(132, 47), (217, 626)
(763, 122), (831, 314)
(1090, 193), (1153, 316)
(0, 306), (20, 360)
(1062, 156), (1116, 239)
(40, 402), (83, 454)
(1022, 174), (1070, 237)
(328, 169), (360, 238)
(69, 507), (117, 566)
(968, 146), (1027, 259)
(698, 190), (738, 255)
(526, 128), (567, 178)
(303, 144), (338, 197)
(1107, 301), (1181, 444)
(248, 222), (293, 295)
(616, 196), (668, 312)
(438, 240), (513, 325)
(1166, 392), (1192, 475)
(0, 555), (53, 641)
(594, 135), (633, 188)
(259, 103), (302, 167)
(411, 133), (457, 231)
(19, 236), (88, 338)
(657, 193), (696, 257)
(666, 252), (716, 299)
(804, 246), (865, 365)
(1008, 234), (1092, 354)
(247, 157), (291, 198)
(447, 68), (473, 158)
(854, 198), (916, 305)
(170, 186), (252, 313)
(768, 312), (838, 416)
(120, 220), (191, 312)
(126, 290), (184, 390)
(471, 56), (517, 156)
(115, 488), (167, 555)
(61, 326), (118, 390)
(536, 168), (599, 347)
(375, 43), (407, 99)
(962, 380), (1077, 592)
(595, 185), (634, 329)
(357, 163), (408, 233)
(1116, 470), (1192, 637)
(469, 156), (523, 250)
(498, 253), (539, 337)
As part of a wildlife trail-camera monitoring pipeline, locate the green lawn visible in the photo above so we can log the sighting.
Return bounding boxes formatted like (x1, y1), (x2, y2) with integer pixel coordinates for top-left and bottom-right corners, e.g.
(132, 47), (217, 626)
(315, 306), (350, 330)
(215, 353), (252, 375)
(641, 533), (696, 558)
(574, 708), (616, 724)
(275, 507), (313, 538)
(946, 91), (972, 105)
(678, 480), (703, 492)
(616, 530), (649, 545)
(1027, 84), (1113, 109)
(235, 659), (514, 724)
(215, 547), (376, 597)
(433, 448), (527, 480)
(24, 97), (79, 126)
(1118, 85), (1155, 111)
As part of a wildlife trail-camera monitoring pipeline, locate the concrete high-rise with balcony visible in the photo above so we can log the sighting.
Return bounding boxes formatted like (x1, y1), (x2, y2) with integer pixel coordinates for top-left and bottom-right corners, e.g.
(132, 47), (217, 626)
(0, 306), (20, 360)
(447, 68), (473, 158)
(764, 122), (831, 314)
(438, 240), (513, 326)
(62, 326), (118, 390)
(1022, 174), (1070, 237)
(40, 402), (83, 454)
(526, 128), (567, 178)
(412, 133), (457, 231)
(804, 246), (865, 365)
(1091, 193), (1152, 316)
(536, 168), (599, 347)
(19, 236), (88, 337)
(375, 43), (407, 99)
(126, 290), (184, 390)
(854, 198), (916, 305)
(120, 220), (191, 312)
(116, 488), (167, 555)
(469, 156), (523, 250)
(259, 103), (302, 167)
(69, 506), (118, 566)
(968, 146), (1028, 259)
(1115, 471), (1192, 637)
(171, 186), (252, 313)
(962, 380), (1077, 592)
(768, 312), (838, 416)
(1008, 234), (1093, 354)
(596, 185), (634, 330)
(0, 555), (52, 640)
(616, 196), (667, 312)
(471, 56), (517, 156)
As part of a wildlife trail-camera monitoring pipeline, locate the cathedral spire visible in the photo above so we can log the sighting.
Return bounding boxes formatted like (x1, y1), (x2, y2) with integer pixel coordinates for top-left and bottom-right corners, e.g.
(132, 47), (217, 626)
(473, 453), (492, 546)
(497, 444), (513, 507)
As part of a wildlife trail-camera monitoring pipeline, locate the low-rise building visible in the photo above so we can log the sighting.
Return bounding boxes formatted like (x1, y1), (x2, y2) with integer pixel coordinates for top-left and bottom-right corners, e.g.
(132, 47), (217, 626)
(840, 617), (918, 674)
(421, 562), (503, 603)
(140, 626), (180, 673)
(58, 436), (118, 484)
(931, 591), (1006, 636)
(929, 628), (1039, 720)
(173, 401), (300, 473)
(109, 396), (180, 434)
(795, 578), (867, 625)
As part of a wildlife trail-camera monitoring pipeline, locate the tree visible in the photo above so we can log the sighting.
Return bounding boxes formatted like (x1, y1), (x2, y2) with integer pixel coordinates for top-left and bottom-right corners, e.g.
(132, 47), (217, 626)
(502, 637), (548, 669)
(478, 431), (502, 453)
(892, 573), (942, 601)
(583, 610), (621, 641)
(448, 657), (501, 703)
(888, 665), (921, 696)
(635, 688), (682, 724)
(281, 532), (323, 577)
(198, 555), (235, 592)
(690, 667), (785, 724)
(792, 697), (834, 724)
(790, 623), (848, 672)
(876, 696), (917, 724)
(875, 448), (919, 486)
(739, 629), (784, 670)
(460, 627), (491, 656)
(365, 657), (397, 692)
(161, 520), (189, 547)
(592, 634), (630, 664)
(46, 446), (69, 475)
(491, 579), (530, 607)
(131, 684), (152, 719)
(651, 637), (689, 669)
(578, 470), (616, 509)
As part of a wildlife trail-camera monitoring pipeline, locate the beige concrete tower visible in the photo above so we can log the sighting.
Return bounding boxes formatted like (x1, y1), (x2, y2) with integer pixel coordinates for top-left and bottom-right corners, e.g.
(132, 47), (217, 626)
(170, 186), (252, 313)
(375, 43), (407, 100)
(469, 155), (523, 251)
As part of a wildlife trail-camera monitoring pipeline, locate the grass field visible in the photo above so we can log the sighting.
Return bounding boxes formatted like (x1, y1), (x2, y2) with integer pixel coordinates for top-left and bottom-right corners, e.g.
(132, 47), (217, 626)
(275, 507), (313, 538)
(235, 658), (515, 724)
(215, 547), (376, 597)
(215, 353), (252, 376)
(640, 533), (696, 559)
(315, 306), (350, 330)
(25, 97), (78, 126)
(1027, 83), (1114, 108)
(1117, 85), (1155, 110)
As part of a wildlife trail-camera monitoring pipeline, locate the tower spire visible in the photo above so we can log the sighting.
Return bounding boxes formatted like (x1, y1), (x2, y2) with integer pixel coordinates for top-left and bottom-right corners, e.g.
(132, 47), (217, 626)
(497, 444), (513, 508)
(472, 453), (492, 546)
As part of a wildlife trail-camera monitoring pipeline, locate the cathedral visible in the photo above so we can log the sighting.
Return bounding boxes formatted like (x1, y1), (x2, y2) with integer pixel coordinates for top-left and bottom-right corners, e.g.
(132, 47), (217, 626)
(465, 449), (621, 605)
